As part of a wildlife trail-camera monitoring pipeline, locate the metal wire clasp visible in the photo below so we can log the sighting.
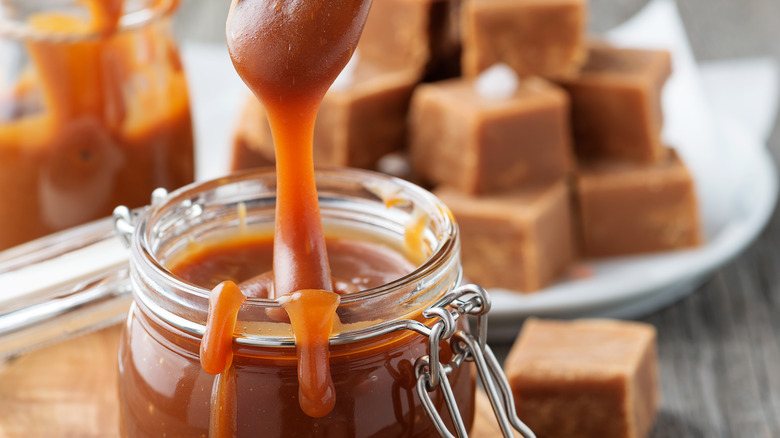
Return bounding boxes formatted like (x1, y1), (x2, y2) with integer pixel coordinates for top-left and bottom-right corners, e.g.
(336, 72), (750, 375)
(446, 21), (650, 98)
(113, 188), (168, 248)
(414, 284), (536, 438)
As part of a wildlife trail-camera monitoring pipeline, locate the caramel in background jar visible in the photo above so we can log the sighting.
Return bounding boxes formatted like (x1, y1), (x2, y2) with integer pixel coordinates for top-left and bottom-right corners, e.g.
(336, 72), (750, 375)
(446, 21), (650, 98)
(0, 0), (194, 250)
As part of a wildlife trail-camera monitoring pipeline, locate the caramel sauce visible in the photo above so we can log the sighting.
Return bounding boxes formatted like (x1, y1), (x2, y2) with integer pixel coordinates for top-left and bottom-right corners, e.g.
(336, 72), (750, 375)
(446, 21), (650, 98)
(120, 255), (475, 437)
(201, 281), (245, 437)
(226, 0), (370, 297)
(172, 233), (418, 426)
(193, 0), (371, 421)
(170, 233), (415, 297)
(0, 0), (194, 250)
(278, 290), (341, 418)
(200, 281), (246, 375)
(84, 0), (123, 35)
(208, 365), (238, 438)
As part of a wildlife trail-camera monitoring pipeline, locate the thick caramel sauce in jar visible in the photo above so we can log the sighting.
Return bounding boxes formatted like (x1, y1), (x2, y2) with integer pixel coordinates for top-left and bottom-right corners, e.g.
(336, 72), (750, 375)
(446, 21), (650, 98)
(119, 229), (474, 437)
(114, 166), (475, 436)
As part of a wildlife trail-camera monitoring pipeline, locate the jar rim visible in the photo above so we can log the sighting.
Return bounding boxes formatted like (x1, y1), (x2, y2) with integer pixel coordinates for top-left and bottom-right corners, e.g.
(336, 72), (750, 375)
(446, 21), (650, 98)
(0, 0), (176, 43)
(136, 167), (459, 305)
(129, 167), (462, 346)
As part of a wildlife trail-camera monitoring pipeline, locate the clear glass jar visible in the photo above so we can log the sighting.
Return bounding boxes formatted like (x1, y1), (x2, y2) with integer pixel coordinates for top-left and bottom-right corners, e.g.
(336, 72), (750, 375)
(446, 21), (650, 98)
(0, 0), (194, 250)
(117, 168), (475, 436)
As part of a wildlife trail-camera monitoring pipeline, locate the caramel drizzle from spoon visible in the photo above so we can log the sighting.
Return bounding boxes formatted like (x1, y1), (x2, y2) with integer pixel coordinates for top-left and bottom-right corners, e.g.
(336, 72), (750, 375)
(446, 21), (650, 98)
(198, 0), (372, 424)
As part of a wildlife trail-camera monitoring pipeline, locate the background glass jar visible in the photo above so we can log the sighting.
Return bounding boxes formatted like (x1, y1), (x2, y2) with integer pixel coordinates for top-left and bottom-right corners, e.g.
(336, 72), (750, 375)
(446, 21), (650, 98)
(117, 168), (475, 437)
(0, 0), (194, 250)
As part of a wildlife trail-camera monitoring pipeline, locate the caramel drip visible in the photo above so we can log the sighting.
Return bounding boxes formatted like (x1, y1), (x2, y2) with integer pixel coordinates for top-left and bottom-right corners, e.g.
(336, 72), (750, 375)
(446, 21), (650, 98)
(23, 0), (126, 125)
(26, 14), (116, 126)
(266, 99), (333, 296)
(200, 281), (246, 375)
(223, 0), (371, 419)
(226, 0), (372, 297)
(84, 0), (124, 35)
(209, 365), (238, 438)
(201, 281), (245, 437)
(405, 207), (430, 265)
(279, 289), (341, 418)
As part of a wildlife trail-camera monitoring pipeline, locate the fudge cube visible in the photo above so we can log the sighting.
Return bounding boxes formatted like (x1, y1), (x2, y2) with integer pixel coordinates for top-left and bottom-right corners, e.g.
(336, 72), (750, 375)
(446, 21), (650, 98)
(506, 318), (659, 438)
(470, 389), (522, 438)
(232, 61), (419, 171)
(558, 43), (672, 162)
(575, 149), (701, 258)
(359, 0), (462, 79)
(410, 77), (574, 195)
(461, 0), (587, 79)
(231, 95), (275, 169)
(435, 180), (574, 292)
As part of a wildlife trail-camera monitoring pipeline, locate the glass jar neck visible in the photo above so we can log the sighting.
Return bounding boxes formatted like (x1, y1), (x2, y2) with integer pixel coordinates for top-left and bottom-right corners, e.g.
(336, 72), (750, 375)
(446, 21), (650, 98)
(127, 168), (462, 348)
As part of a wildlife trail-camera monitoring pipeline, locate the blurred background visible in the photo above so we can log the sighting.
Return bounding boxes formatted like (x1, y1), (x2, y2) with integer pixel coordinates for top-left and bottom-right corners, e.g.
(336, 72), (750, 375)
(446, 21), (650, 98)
(178, 0), (780, 63)
(176, 0), (780, 152)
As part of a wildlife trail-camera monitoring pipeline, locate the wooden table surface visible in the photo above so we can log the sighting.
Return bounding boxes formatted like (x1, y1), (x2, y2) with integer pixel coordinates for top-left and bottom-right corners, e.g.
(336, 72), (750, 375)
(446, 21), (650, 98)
(1, 1), (779, 437)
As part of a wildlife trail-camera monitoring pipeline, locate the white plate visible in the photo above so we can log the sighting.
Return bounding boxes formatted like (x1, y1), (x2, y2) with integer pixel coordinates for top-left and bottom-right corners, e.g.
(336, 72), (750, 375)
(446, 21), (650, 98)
(487, 118), (777, 340)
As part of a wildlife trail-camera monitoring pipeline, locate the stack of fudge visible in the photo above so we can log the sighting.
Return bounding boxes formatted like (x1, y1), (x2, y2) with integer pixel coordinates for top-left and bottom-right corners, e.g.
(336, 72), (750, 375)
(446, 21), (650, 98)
(232, 0), (702, 293)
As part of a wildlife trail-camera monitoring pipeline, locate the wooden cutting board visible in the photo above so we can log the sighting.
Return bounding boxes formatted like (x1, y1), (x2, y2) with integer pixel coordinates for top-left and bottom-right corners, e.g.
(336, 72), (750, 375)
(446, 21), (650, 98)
(0, 325), (510, 437)
(0, 325), (122, 438)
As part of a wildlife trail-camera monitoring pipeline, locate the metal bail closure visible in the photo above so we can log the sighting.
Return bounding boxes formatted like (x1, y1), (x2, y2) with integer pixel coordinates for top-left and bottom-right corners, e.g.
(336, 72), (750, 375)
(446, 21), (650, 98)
(113, 187), (168, 248)
(414, 284), (536, 438)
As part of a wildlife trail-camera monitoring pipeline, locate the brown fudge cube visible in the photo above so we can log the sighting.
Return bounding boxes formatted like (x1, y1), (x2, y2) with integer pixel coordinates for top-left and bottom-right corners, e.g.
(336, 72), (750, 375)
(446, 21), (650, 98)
(558, 44), (672, 162)
(232, 135), (275, 170)
(506, 318), (659, 438)
(575, 149), (701, 258)
(410, 77), (574, 195)
(231, 61), (419, 171)
(470, 389), (519, 438)
(470, 389), (525, 437)
(435, 181), (574, 292)
(231, 95), (275, 170)
(359, 0), (462, 79)
(461, 0), (587, 79)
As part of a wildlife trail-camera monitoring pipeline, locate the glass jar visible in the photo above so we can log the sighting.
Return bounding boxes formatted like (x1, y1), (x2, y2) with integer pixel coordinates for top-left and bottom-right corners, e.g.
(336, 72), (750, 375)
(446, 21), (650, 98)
(0, 0), (194, 250)
(116, 168), (475, 437)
